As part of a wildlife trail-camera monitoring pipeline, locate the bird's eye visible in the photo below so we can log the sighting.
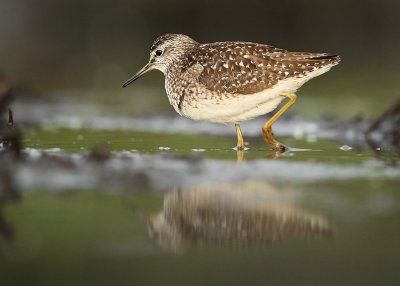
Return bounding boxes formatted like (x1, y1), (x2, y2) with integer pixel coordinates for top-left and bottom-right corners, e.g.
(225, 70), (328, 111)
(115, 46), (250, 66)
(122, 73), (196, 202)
(155, 49), (163, 56)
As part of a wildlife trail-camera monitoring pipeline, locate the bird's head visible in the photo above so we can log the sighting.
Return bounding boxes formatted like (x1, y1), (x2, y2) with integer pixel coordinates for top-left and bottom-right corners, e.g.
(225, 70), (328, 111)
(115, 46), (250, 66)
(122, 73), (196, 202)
(122, 34), (198, 87)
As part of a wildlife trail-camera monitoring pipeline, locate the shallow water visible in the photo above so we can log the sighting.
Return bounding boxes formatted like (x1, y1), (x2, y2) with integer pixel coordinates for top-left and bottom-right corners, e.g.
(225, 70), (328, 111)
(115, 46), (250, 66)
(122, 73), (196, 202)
(1, 119), (400, 285)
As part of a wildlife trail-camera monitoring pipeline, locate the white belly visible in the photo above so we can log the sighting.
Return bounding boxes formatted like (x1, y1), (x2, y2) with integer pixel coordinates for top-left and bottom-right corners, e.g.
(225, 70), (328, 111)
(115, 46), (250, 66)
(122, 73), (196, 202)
(184, 90), (284, 124)
(174, 65), (333, 124)
(180, 76), (299, 124)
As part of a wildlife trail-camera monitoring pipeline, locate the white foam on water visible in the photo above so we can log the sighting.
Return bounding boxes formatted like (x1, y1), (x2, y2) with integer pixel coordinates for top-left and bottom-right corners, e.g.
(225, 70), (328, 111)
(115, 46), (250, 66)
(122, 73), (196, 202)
(340, 145), (353, 151)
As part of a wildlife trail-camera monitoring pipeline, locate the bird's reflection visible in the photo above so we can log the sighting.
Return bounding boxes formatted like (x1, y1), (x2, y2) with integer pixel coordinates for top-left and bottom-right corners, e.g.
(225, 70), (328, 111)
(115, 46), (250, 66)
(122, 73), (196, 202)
(146, 181), (333, 252)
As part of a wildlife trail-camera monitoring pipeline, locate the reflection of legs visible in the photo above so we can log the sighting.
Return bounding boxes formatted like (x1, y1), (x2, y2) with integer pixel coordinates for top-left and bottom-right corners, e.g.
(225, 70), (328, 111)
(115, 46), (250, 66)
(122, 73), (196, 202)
(235, 123), (244, 150)
(262, 93), (297, 152)
(236, 149), (244, 162)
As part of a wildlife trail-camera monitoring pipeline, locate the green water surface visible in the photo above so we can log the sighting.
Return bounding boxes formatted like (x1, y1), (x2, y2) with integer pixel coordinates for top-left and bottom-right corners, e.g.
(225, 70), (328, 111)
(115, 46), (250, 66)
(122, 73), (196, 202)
(24, 128), (383, 164)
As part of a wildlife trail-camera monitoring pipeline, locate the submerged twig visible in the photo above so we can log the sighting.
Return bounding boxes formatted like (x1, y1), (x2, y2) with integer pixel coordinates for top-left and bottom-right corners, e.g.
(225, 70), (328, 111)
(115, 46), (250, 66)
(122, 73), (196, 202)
(0, 73), (21, 157)
(365, 98), (400, 166)
(7, 108), (13, 129)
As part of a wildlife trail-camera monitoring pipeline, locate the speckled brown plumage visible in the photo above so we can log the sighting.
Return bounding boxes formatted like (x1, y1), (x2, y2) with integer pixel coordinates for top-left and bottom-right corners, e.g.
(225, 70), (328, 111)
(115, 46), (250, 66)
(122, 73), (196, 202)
(185, 41), (339, 95)
(124, 33), (339, 107)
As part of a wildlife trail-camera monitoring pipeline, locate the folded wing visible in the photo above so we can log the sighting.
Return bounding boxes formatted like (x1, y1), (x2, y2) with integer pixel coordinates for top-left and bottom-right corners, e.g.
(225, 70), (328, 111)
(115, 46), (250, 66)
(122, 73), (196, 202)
(191, 42), (339, 95)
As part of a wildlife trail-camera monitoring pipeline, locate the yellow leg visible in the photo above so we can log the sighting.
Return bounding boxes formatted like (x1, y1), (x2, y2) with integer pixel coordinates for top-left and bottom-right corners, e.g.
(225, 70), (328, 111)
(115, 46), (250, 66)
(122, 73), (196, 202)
(262, 92), (297, 152)
(235, 123), (245, 150)
(235, 123), (245, 162)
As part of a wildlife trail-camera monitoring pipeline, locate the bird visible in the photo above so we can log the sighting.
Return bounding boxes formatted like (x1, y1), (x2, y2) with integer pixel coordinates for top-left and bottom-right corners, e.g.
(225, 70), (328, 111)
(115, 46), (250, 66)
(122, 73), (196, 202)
(122, 34), (340, 153)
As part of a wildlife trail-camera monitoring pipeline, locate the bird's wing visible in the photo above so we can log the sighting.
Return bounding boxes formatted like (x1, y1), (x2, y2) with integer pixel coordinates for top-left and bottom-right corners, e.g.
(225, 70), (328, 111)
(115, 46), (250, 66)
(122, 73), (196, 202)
(191, 42), (339, 95)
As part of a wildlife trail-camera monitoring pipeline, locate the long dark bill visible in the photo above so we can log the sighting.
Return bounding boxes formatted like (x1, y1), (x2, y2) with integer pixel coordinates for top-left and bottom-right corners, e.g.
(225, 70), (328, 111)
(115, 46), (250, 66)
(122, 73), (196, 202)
(122, 63), (151, 88)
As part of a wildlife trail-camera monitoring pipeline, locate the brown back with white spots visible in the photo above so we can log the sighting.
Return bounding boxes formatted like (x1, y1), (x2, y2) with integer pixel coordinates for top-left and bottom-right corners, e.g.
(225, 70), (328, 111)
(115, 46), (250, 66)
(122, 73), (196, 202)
(185, 42), (340, 94)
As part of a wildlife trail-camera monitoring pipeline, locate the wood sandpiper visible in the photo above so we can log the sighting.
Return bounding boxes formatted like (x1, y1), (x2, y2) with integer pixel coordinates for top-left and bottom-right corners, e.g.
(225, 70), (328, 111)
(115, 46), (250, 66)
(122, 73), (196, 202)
(123, 34), (340, 154)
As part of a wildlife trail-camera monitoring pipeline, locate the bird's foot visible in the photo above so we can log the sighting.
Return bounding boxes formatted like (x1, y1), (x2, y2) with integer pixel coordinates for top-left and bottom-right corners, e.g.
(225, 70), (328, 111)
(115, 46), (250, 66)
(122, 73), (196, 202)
(262, 127), (287, 152)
